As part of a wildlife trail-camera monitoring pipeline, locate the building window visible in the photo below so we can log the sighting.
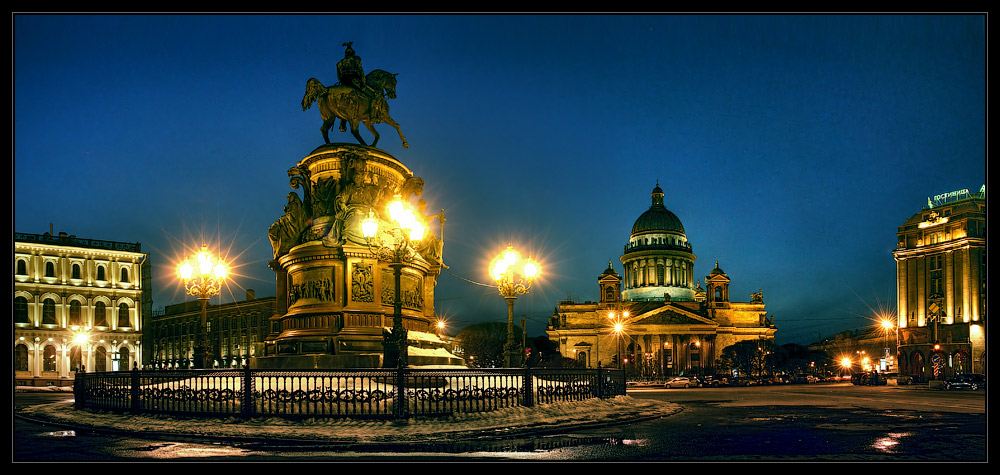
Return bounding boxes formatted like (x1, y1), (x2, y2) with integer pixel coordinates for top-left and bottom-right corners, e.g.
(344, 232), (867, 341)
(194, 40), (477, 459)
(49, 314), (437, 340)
(15, 344), (29, 372)
(94, 302), (107, 326)
(119, 347), (130, 369)
(15, 296), (30, 324)
(929, 254), (943, 271)
(118, 303), (130, 327)
(42, 298), (57, 324)
(95, 346), (107, 372)
(69, 300), (82, 326)
(43, 346), (56, 372)
(121, 267), (129, 283)
(72, 263), (81, 279)
(16, 259), (27, 275)
(97, 265), (106, 281)
(45, 262), (55, 277)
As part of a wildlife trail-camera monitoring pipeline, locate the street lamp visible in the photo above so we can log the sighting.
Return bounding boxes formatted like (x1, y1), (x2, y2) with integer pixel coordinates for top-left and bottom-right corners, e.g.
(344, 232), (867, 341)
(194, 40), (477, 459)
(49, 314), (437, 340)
(840, 356), (853, 377)
(879, 316), (898, 372)
(361, 194), (425, 368)
(491, 244), (539, 367)
(177, 244), (228, 369)
(608, 310), (629, 370)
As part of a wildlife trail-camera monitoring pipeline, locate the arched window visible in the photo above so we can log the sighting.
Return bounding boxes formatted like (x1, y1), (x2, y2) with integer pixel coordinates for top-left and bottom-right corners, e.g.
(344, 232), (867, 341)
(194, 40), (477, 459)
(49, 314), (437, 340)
(15, 296), (30, 324)
(45, 261), (55, 277)
(94, 301), (107, 326)
(72, 263), (81, 279)
(43, 346), (57, 372)
(69, 300), (82, 325)
(15, 344), (29, 372)
(95, 346), (107, 372)
(42, 298), (57, 324)
(120, 267), (129, 283)
(118, 347), (130, 370)
(16, 259), (27, 275)
(118, 303), (130, 327)
(97, 265), (106, 281)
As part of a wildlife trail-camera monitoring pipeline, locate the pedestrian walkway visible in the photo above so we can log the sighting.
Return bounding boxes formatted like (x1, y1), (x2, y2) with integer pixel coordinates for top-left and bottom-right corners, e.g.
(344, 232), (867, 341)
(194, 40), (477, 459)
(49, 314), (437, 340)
(16, 387), (681, 444)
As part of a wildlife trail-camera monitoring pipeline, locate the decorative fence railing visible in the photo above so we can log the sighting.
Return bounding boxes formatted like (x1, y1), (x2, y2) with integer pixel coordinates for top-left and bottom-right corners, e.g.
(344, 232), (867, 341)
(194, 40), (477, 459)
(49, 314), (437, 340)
(74, 367), (626, 420)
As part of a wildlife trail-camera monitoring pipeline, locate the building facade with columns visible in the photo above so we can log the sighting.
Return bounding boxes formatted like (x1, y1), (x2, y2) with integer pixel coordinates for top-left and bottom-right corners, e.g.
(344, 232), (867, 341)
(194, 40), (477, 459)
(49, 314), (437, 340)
(893, 185), (985, 380)
(546, 185), (776, 378)
(14, 231), (149, 386)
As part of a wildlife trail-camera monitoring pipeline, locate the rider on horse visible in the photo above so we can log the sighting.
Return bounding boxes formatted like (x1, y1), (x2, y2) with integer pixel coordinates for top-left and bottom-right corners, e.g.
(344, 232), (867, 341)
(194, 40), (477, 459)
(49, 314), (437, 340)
(337, 42), (377, 99)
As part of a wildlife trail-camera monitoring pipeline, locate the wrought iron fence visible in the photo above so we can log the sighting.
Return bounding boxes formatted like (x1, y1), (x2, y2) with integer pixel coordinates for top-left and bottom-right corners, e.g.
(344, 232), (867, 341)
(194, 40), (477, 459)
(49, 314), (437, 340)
(74, 367), (626, 420)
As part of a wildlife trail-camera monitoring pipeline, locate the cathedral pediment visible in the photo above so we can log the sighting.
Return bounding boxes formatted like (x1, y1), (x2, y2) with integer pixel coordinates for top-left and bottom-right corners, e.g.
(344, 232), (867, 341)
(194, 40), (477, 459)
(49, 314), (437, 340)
(631, 303), (716, 326)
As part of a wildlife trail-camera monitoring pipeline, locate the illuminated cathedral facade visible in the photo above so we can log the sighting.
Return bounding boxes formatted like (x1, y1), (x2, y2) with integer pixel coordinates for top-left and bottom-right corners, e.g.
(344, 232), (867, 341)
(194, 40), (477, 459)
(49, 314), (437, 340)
(545, 184), (776, 377)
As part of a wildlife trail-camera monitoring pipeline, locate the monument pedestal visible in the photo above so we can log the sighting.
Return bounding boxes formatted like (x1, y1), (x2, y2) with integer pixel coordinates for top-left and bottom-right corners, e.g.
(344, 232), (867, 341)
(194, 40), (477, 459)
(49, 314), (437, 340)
(254, 144), (460, 370)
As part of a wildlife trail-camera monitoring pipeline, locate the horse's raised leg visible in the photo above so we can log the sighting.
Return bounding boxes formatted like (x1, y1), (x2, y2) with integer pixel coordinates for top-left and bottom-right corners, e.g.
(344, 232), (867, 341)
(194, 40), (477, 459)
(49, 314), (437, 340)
(339, 118), (347, 133)
(381, 115), (409, 149)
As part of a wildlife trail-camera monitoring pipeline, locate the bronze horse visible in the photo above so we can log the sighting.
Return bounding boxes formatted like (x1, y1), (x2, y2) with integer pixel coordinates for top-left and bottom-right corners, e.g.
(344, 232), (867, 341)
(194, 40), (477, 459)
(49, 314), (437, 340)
(301, 69), (409, 149)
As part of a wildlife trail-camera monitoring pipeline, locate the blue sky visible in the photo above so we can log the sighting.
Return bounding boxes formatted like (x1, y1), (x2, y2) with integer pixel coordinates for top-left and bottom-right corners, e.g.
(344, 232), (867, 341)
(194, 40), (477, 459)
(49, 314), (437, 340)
(13, 14), (986, 345)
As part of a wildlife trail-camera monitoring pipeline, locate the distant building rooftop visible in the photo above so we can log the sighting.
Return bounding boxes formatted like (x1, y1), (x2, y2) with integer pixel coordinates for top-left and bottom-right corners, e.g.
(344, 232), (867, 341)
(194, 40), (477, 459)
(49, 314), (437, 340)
(15, 231), (142, 253)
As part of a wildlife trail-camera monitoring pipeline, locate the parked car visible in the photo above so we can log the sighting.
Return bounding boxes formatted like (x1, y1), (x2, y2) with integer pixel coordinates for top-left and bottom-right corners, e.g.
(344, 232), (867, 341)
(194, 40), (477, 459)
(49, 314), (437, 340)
(700, 375), (727, 387)
(665, 376), (698, 388)
(883, 373), (912, 385)
(944, 373), (985, 391)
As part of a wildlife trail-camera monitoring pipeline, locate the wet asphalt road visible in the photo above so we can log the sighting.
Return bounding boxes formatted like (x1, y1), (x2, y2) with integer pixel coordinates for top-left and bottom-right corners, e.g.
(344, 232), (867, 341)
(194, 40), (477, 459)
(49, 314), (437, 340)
(14, 384), (986, 461)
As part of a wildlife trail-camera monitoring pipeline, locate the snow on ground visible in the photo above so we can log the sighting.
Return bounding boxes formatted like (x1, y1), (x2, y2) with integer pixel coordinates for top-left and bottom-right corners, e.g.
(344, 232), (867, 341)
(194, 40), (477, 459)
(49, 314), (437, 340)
(17, 386), (680, 443)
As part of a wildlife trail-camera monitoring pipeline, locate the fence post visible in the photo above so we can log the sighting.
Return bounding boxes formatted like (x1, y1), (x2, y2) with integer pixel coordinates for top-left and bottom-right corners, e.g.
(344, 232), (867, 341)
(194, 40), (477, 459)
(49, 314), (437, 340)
(596, 367), (604, 399)
(395, 367), (408, 419)
(130, 366), (140, 414)
(74, 372), (85, 409)
(242, 365), (254, 420)
(522, 367), (534, 407)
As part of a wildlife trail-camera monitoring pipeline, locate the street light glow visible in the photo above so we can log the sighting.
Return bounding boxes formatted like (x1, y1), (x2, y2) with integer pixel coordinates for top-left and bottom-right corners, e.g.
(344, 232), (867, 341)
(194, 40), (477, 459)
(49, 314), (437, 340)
(491, 244), (540, 367)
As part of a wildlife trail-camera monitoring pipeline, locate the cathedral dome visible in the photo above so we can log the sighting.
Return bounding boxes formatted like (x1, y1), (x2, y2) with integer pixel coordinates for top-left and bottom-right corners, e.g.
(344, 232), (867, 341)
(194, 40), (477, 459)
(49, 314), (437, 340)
(631, 185), (685, 235)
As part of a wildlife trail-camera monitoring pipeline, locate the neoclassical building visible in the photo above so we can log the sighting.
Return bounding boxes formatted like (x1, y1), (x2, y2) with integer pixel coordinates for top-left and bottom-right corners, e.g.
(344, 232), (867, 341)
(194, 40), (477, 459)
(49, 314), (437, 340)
(14, 231), (149, 386)
(145, 290), (274, 369)
(893, 185), (986, 380)
(546, 185), (776, 377)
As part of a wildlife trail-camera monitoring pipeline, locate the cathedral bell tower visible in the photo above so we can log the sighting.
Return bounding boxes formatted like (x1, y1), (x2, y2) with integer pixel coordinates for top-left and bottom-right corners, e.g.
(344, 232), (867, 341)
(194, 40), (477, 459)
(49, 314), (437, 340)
(598, 261), (622, 304)
(705, 260), (731, 309)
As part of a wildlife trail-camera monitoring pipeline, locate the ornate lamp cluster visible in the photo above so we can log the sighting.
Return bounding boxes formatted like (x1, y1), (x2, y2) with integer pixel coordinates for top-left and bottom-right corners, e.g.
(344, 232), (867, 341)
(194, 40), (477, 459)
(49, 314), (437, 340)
(177, 245), (228, 298)
(176, 244), (228, 369)
(361, 194), (425, 262)
(490, 244), (540, 367)
(361, 194), (426, 368)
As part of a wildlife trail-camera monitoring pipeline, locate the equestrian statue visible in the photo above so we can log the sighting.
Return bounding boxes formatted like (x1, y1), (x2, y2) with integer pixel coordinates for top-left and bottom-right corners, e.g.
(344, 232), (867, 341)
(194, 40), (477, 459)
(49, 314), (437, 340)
(301, 42), (409, 149)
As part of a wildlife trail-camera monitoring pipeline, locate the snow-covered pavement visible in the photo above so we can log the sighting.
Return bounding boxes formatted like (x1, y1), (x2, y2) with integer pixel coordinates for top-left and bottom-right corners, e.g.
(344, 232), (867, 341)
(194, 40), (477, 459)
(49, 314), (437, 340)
(17, 388), (681, 444)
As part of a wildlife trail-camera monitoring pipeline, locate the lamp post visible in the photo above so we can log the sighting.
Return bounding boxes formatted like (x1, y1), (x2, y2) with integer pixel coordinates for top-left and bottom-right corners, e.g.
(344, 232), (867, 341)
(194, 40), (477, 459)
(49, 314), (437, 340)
(361, 194), (425, 369)
(491, 245), (539, 367)
(177, 244), (228, 369)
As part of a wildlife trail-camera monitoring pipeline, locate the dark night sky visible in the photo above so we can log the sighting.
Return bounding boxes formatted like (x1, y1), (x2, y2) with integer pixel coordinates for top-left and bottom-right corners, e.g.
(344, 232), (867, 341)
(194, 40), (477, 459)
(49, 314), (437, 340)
(13, 14), (986, 345)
